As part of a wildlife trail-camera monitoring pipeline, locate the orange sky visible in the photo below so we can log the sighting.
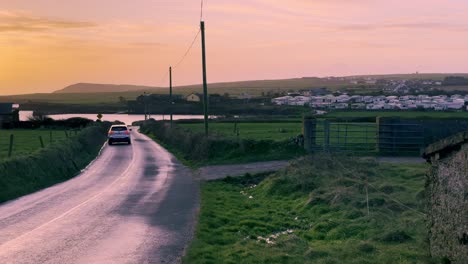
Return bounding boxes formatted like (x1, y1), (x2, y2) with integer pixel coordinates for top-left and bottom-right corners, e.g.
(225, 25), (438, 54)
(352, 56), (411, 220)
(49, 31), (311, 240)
(1, 0), (468, 95)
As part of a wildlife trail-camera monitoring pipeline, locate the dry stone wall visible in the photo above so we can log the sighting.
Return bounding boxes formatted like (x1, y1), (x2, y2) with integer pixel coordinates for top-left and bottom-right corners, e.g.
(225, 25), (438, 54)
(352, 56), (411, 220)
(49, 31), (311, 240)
(424, 131), (468, 263)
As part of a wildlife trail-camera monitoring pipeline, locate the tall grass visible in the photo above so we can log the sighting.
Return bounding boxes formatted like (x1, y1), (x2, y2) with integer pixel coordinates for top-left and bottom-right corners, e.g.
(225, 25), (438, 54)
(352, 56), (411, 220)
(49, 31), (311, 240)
(184, 155), (431, 263)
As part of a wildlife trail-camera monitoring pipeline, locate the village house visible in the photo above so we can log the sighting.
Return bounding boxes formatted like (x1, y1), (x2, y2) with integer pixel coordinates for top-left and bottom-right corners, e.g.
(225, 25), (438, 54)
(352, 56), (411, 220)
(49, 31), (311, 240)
(186, 93), (203, 102)
(238, 92), (252, 100)
(272, 93), (468, 112)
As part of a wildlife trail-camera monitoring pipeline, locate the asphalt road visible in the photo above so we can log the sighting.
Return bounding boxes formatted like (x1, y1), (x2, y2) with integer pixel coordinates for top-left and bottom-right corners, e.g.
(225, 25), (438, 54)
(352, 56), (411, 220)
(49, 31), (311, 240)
(0, 130), (198, 264)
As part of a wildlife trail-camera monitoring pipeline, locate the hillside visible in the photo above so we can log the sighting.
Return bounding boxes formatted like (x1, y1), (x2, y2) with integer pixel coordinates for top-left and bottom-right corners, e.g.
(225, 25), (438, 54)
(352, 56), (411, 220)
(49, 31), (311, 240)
(54, 83), (163, 93)
(2, 73), (468, 107)
(53, 78), (346, 95)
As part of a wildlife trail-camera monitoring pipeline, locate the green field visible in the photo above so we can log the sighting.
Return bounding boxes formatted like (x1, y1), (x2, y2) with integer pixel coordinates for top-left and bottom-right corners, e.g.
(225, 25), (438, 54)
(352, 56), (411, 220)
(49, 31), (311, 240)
(184, 156), (430, 263)
(0, 129), (76, 159)
(180, 121), (378, 152)
(180, 122), (303, 141)
(325, 111), (468, 119)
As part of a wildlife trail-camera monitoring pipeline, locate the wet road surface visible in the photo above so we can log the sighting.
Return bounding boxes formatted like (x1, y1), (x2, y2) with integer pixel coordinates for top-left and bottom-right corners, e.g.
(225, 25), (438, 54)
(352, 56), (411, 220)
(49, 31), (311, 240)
(0, 130), (198, 264)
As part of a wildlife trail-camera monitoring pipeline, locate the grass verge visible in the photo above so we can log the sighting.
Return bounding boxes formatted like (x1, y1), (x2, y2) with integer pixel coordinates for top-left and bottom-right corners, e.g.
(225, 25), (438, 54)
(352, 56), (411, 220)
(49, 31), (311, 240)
(184, 155), (431, 263)
(139, 120), (306, 167)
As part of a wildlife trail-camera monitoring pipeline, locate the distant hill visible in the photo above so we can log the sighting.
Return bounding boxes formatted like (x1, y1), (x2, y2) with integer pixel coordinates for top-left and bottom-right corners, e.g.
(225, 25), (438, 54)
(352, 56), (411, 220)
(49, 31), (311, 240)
(54, 83), (162, 94)
(54, 78), (343, 95)
(3, 73), (467, 106)
(55, 74), (468, 94)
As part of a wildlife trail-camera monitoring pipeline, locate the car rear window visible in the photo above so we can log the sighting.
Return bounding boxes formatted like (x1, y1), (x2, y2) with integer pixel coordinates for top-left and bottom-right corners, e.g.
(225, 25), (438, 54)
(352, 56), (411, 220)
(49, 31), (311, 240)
(111, 126), (128, 131)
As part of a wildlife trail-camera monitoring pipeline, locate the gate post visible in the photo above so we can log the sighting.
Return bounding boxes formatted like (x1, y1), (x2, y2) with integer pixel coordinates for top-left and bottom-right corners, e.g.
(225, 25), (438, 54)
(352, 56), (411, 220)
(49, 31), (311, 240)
(324, 120), (330, 150)
(303, 117), (317, 153)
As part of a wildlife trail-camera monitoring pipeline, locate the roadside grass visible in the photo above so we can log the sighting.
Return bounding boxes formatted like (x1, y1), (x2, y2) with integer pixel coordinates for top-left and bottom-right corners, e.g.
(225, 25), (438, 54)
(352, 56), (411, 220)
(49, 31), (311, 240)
(0, 129), (75, 159)
(144, 133), (198, 169)
(140, 121), (306, 168)
(146, 131), (304, 168)
(184, 156), (431, 263)
(179, 122), (302, 141)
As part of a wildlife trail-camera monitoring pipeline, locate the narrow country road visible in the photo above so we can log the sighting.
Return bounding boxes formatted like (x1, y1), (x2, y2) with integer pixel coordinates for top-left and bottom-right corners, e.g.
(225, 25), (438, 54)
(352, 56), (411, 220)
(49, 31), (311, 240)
(0, 130), (198, 264)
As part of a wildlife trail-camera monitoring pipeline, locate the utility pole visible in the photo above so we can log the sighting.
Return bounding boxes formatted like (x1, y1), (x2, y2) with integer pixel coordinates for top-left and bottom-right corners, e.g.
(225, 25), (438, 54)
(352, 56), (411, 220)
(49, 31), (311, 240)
(201, 21), (209, 136)
(169, 66), (173, 127)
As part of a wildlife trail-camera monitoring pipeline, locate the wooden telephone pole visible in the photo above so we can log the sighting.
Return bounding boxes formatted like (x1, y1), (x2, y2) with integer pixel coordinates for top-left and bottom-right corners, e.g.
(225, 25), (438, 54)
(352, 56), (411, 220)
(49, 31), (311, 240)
(169, 66), (173, 127)
(201, 21), (209, 136)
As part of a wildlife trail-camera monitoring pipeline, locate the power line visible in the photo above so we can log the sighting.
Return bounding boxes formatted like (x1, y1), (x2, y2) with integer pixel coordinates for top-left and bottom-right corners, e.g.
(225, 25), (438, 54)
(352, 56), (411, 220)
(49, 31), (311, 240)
(156, 0), (205, 85)
(173, 28), (201, 69)
(171, 0), (205, 70)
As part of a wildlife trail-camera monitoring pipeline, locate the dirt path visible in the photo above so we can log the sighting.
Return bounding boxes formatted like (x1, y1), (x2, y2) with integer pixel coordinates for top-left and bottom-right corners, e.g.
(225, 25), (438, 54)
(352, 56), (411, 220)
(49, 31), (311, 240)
(377, 157), (426, 164)
(196, 156), (426, 181)
(196, 160), (290, 181)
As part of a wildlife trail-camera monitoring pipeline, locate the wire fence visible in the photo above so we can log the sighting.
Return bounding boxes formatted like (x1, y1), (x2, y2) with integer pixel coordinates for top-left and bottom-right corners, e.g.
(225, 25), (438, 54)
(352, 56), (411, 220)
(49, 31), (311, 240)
(0, 129), (82, 159)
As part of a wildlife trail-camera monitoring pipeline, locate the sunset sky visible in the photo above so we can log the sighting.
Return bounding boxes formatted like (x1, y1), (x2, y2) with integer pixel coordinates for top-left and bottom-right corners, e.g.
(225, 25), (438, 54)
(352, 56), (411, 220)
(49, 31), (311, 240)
(1, 0), (468, 95)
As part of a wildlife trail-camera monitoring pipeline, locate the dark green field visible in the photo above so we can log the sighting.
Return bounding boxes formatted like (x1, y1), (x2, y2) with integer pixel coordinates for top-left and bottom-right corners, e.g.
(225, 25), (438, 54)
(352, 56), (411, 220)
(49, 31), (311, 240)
(184, 156), (430, 263)
(179, 122), (303, 141)
(324, 111), (468, 119)
(0, 129), (74, 159)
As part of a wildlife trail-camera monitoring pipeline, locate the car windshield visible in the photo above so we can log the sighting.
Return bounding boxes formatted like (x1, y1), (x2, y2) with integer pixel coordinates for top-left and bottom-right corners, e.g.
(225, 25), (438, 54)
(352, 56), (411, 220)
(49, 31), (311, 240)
(111, 127), (127, 131)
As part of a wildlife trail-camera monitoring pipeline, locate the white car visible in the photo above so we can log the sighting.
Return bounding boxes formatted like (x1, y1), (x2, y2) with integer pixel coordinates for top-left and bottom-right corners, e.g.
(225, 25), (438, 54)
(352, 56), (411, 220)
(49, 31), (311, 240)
(108, 125), (131, 145)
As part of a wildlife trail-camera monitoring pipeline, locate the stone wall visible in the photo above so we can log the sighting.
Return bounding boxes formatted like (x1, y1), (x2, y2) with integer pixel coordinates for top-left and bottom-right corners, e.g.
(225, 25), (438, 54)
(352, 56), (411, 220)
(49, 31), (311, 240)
(424, 131), (468, 263)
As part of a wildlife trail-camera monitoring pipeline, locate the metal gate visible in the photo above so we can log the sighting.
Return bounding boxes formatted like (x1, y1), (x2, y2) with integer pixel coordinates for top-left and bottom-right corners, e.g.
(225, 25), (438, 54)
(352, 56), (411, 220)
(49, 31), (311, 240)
(304, 119), (425, 155)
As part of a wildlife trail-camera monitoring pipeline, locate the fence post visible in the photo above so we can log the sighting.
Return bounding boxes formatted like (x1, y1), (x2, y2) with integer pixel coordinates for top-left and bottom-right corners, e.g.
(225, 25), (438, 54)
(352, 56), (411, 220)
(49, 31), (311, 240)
(39, 136), (44, 148)
(8, 134), (13, 158)
(65, 130), (69, 138)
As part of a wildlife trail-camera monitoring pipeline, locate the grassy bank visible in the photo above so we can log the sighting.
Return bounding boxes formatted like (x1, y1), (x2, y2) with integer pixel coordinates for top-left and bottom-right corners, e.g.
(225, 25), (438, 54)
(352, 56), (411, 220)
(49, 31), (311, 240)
(184, 156), (430, 263)
(139, 121), (306, 167)
(0, 124), (109, 203)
